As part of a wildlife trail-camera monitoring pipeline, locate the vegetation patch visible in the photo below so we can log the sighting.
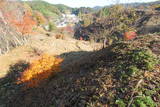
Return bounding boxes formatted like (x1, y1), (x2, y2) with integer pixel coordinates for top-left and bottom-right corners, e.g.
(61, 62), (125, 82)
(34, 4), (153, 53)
(17, 54), (63, 89)
(74, 5), (141, 43)
(105, 40), (159, 107)
(109, 42), (158, 80)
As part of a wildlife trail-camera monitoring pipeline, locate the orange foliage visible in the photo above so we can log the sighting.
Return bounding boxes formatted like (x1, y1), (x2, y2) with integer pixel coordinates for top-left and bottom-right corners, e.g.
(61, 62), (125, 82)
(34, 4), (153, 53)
(17, 54), (63, 88)
(13, 11), (36, 34)
(3, 8), (36, 35)
(124, 31), (137, 40)
(23, 12), (36, 34)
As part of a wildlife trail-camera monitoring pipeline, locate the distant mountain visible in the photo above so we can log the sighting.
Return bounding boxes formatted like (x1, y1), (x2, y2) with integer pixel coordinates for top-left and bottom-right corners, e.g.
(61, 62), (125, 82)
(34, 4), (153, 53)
(123, 1), (160, 8)
(25, 1), (73, 20)
(54, 4), (72, 13)
(93, 1), (160, 10)
(93, 6), (103, 11)
(26, 1), (60, 18)
(72, 7), (95, 15)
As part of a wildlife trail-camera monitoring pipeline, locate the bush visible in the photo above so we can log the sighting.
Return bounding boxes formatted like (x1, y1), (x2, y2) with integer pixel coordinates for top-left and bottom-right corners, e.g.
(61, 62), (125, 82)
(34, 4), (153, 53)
(116, 99), (126, 107)
(55, 34), (64, 39)
(75, 5), (140, 43)
(49, 22), (57, 32)
(127, 65), (139, 76)
(82, 18), (92, 27)
(110, 43), (158, 80)
(97, 7), (109, 17)
(132, 96), (156, 107)
(129, 49), (158, 71)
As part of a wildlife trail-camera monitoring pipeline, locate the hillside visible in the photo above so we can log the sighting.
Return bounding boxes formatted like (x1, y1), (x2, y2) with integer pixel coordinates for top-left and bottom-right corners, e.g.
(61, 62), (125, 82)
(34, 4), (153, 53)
(0, 0), (74, 55)
(26, 1), (72, 21)
(74, 4), (160, 43)
(0, 0), (35, 54)
(26, 1), (61, 20)
(0, 0), (160, 107)
(91, 1), (160, 10)
(0, 34), (102, 78)
(124, 1), (160, 8)
(0, 33), (159, 107)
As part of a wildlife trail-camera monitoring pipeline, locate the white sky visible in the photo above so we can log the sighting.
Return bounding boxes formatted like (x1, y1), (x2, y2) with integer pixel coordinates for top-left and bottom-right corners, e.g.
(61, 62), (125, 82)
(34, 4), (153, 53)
(44, 0), (159, 7)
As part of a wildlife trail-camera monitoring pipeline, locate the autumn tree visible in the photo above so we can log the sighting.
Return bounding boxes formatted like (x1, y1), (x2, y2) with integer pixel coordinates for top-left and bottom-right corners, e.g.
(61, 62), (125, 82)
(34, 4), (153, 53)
(1, 1), (37, 35)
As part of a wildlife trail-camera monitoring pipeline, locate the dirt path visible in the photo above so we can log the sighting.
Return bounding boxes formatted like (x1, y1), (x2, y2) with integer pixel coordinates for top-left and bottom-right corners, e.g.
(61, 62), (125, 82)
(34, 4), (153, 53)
(0, 34), (102, 78)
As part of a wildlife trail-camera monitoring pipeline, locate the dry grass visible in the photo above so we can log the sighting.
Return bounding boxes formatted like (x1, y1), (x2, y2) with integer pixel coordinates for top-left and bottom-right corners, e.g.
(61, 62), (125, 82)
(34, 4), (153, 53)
(17, 54), (63, 89)
(0, 34), (102, 78)
(55, 34), (64, 39)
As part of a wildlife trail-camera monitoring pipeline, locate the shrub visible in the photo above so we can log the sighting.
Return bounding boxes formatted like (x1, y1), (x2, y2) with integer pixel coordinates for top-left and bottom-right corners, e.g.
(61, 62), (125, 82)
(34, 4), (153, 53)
(116, 99), (126, 107)
(129, 49), (158, 71)
(55, 34), (64, 39)
(131, 96), (156, 107)
(75, 5), (140, 43)
(49, 22), (57, 32)
(127, 65), (139, 76)
(110, 43), (158, 80)
(97, 7), (109, 17)
(17, 54), (63, 88)
(124, 31), (137, 40)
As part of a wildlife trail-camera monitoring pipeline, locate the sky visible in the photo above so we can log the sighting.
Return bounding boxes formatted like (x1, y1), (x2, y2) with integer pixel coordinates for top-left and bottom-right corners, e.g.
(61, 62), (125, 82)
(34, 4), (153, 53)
(44, 0), (158, 8)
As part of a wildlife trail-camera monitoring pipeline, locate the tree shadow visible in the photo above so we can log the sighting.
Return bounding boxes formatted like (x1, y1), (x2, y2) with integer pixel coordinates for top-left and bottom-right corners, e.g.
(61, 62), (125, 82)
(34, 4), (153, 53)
(7, 61), (29, 82)
(0, 61), (29, 106)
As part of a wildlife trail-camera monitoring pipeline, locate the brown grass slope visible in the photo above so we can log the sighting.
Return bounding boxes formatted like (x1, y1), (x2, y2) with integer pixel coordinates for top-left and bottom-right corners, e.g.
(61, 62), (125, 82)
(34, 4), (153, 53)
(0, 33), (159, 107)
(0, 1), (28, 55)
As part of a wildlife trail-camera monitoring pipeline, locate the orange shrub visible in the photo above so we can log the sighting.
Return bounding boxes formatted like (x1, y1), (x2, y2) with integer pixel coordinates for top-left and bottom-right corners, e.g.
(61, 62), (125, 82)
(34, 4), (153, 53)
(124, 31), (137, 40)
(17, 54), (63, 88)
